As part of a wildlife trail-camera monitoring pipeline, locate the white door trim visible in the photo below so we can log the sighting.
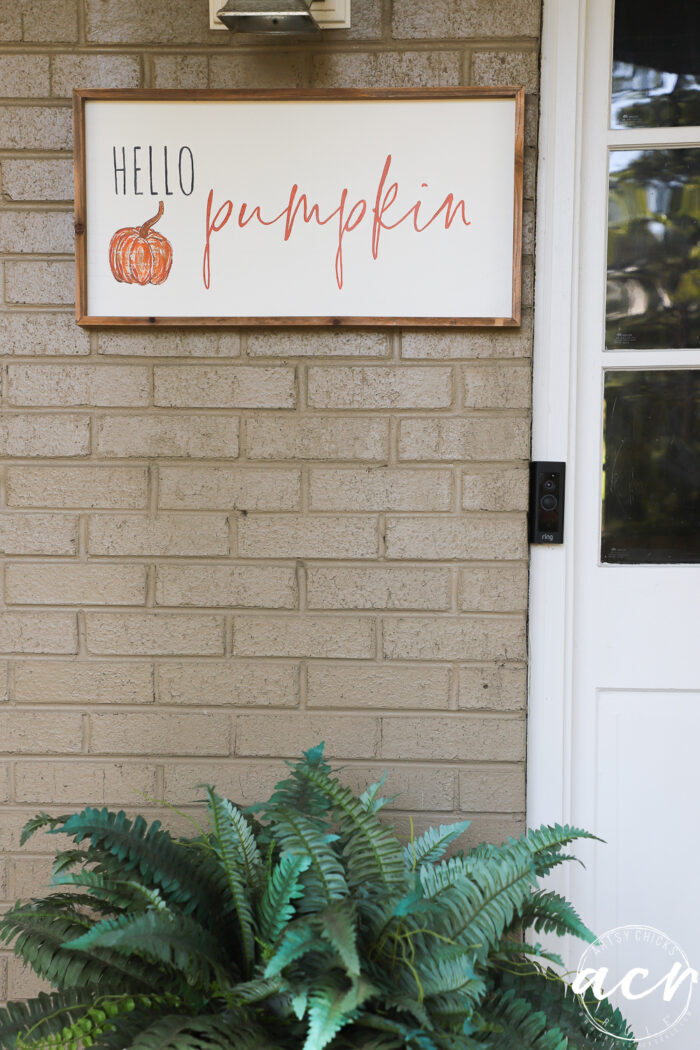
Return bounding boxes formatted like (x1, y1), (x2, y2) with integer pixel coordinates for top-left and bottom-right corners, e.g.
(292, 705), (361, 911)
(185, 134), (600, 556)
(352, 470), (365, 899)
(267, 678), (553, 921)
(527, 0), (588, 902)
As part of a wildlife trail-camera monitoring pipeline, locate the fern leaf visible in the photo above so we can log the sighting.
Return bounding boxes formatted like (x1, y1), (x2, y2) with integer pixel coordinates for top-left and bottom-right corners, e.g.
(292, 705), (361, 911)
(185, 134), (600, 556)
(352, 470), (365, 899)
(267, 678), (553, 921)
(203, 788), (257, 973)
(0, 989), (93, 1050)
(271, 808), (348, 911)
(404, 822), (471, 869)
(21, 813), (72, 847)
(293, 765), (405, 890)
(264, 919), (327, 979)
(359, 775), (396, 815)
(478, 989), (568, 1049)
(66, 911), (228, 988)
(520, 889), (596, 944)
(258, 854), (311, 945)
(302, 979), (361, 1050)
(316, 901), (360, 977)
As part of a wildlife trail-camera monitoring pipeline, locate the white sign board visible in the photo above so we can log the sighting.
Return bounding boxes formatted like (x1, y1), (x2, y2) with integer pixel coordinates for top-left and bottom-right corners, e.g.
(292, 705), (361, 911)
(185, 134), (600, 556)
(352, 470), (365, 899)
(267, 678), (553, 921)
(74, 89), (524, 327)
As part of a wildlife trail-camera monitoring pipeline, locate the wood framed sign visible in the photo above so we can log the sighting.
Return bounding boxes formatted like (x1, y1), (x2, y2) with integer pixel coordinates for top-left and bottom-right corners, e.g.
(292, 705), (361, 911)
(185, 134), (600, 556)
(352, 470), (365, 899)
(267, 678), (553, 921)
(73, 88), (524, 327)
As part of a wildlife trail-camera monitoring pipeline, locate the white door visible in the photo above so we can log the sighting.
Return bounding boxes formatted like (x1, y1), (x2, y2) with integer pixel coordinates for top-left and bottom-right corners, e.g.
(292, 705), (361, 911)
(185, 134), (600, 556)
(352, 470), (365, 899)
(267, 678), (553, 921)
(530, 1), (700, 1045)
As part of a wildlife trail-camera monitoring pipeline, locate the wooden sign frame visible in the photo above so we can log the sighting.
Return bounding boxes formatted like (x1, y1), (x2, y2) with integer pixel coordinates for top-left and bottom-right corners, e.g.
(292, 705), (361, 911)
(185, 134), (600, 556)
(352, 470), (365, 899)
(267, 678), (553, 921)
(73, 87), (524, 328)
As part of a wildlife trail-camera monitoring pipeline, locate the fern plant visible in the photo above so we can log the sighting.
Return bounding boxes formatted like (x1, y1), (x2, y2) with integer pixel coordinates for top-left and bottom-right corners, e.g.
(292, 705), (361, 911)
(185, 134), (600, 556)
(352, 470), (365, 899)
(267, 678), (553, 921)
(0, 744), (635, 1050)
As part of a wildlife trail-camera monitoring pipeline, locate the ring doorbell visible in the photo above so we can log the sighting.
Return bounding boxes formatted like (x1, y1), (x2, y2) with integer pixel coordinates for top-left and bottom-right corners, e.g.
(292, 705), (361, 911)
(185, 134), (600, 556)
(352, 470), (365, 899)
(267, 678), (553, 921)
(529, 462), (565, 544)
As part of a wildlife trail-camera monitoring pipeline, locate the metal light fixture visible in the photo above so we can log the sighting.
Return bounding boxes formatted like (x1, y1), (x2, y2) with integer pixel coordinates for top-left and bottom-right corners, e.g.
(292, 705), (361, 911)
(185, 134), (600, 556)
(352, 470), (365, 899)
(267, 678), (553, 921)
(215, 0), (320, 34)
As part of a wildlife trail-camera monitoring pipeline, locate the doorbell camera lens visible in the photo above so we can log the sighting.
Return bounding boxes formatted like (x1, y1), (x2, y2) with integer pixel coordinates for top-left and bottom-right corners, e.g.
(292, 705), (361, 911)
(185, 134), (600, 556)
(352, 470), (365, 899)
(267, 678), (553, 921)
(543, 479), (555, 491)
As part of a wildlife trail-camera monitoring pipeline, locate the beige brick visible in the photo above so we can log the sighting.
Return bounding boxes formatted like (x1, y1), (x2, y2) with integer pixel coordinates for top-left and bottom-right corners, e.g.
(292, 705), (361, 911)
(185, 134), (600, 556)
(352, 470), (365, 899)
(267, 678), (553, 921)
(311, 51), (461, 88)
(247, 330), (389, 358)
(0, 313), (89, 354)
(459, 564), (528, 612)
(0, 3), (21, 40)
(340, 764), (456, 811)
(382, 616), (525, 662)
(86, 613), (224, 656)
(0, 661), (8, 703)
(236, 713), (379, 759)
(458, 665), (526, 711)
(14, 661), (154, 705)
(0, 612), (77, 654)
(0, 762), (9, 802)
(0, 211), (73, 253)
(0, 513), (78, 554)
(88, 514), (229, 557)
(385, 517), (526, 560)
(95, 414), (239, 458)
(162, 760), (286, 806)
(7, 364), (150, 407)
(156, 565), (297, 609)
(152, 55), (207, 89)
(7, 960), (51, 1000)
(309, 467), (452, 512)
(308, 366), (452, 410)
(15, 760), (159, 804)
(233, 616), (374, 659)
(6, 564), (147, 606)
(209, 52), (310, 89)
(334, 0), (382, 39)
(247, 417), (388, 461)
(98, 330), (240, 357)
(12, 857), (53, 897)
(307, 567), (451, 611)
(522, 211), (535, 255)
(7, 466), (148, 509)
(1, 158), (74, 201)
(5, 260), (74, 305)
(459, 767), (525, 812)
(86, 0), (213, 44)
(51, 54), (140, 96)
(471, 49), (539, 93)
(154, 366), (295, 409)
(23, 0), (79, 41)
(239, 515), (377, 560)
(462, 467), (529, 512)
(399, 418), (530, 461)
(0, 710), (82, 753)
(392, 0), (540, 38)
(462, 364), (531, 410)
(307, 664), (450, 710)
(402, 325), (532, 360)
(380, 715), (525, 762)
(88, 711), (231, 755)
(158, 466), (300, 511)
(0, 414), (89, 457)
(156, 660), (299, 707)
(0, 106), (72, 150)
(0, 55), (49, 96)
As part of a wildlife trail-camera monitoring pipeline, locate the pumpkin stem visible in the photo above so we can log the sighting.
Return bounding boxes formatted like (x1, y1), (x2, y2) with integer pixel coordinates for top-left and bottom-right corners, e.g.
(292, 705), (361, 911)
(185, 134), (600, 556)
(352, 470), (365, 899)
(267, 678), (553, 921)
(139, 201), (164, 238)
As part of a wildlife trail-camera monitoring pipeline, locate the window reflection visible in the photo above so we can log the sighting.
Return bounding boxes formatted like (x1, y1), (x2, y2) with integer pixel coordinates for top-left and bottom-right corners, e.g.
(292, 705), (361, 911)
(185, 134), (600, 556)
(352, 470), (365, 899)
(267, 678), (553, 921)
(612, 0), (700, 129)
(602, 370), (700, 564)
(606, 148), (700, 350)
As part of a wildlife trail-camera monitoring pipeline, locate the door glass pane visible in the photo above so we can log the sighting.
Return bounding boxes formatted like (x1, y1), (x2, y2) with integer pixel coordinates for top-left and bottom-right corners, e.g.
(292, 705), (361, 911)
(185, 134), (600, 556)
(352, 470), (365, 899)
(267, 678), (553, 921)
(602, 370), (700, 564)
(612, 0), (700, 129)
(606, 148), (700, 350)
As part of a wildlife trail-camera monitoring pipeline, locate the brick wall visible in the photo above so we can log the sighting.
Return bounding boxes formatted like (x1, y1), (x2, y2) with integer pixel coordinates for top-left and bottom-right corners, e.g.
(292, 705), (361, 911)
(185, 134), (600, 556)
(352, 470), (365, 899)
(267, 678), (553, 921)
(0, 0), (540, 999)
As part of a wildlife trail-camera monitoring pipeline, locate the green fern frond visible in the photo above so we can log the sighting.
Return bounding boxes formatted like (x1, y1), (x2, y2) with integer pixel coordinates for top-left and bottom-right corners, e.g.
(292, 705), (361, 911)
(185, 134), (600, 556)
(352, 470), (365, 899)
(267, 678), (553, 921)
(359, 775), (396, 815)
(258, 854), (311, 946)
(316, 901), (360, 977)
(293, 765), (405, 890)
(520, 889), (596, 944)
(202, 788), (257, 973)
(404, 822), (471, 869)
(271, 808), (348, 911)
(477, 989), (568, 1049)
(66, 911), (229, 987)
(20, 814), (72, 847)
(0, 989), (93, 1050)
(302, 978), (368, 1050)
(263, 919), (327, 979)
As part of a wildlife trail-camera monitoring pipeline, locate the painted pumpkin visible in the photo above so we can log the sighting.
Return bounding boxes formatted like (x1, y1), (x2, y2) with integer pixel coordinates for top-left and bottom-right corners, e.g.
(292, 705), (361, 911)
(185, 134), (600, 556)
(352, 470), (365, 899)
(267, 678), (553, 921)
(109, 201), (173, 286)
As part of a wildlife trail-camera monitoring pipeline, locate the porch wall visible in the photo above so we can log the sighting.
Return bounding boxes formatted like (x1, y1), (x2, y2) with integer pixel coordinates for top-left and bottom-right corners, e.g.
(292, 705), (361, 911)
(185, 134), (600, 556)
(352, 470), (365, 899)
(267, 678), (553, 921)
(0, 0), (540, 999)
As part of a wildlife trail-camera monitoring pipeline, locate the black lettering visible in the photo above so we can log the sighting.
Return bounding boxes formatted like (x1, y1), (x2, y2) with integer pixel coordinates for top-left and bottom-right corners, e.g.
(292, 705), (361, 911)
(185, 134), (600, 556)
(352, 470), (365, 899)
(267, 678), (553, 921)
(178, 146), (194, 196)
(113, 146), (126, 195)
(148, 146), (158, 196)
(164, 146), (173, 196)
(133, 146), (143, 195)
